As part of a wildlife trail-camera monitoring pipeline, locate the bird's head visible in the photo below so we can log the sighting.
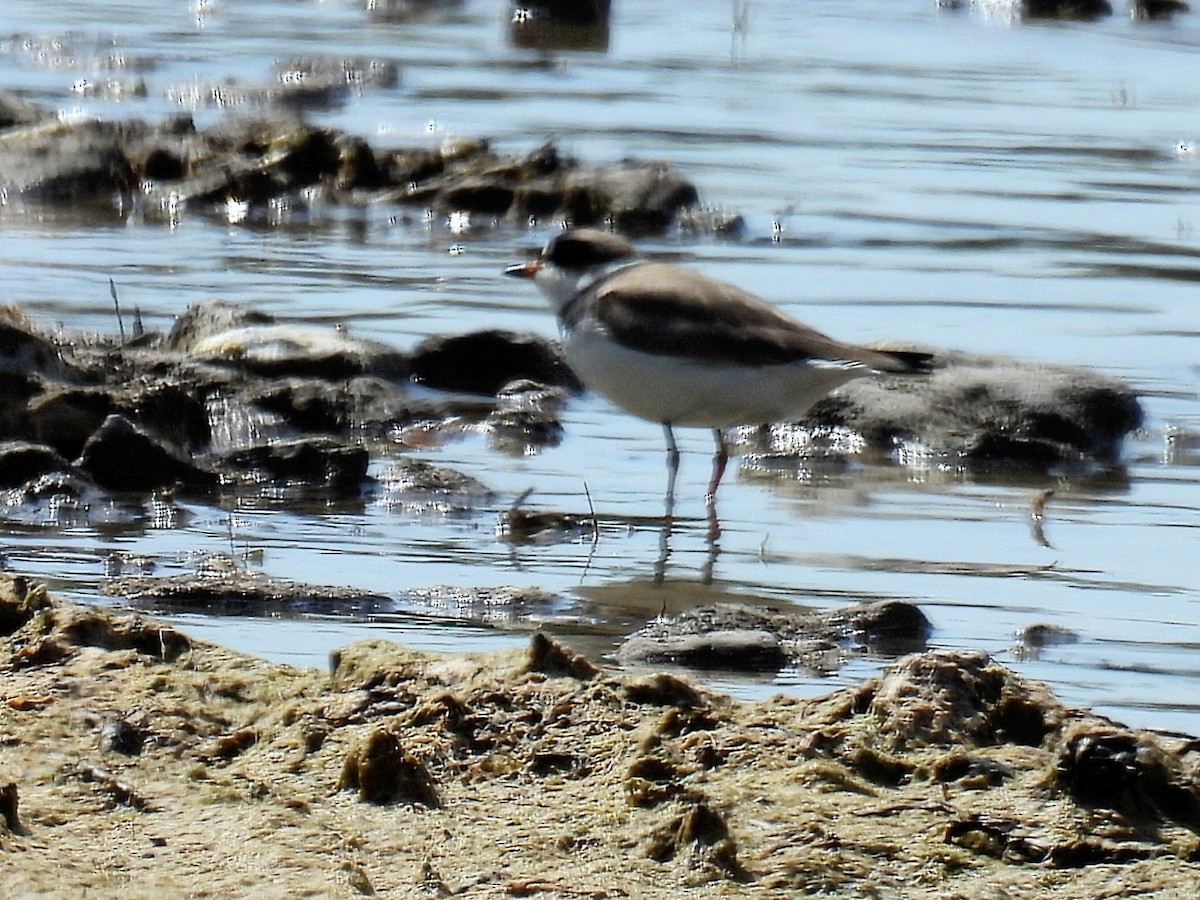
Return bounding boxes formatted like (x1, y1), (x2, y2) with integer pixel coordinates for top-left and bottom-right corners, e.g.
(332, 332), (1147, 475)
(505, 228), (640, 311)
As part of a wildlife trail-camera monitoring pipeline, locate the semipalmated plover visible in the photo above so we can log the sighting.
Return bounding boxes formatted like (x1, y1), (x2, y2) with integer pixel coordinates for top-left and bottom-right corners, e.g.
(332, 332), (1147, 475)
(506, 228), (932, 502)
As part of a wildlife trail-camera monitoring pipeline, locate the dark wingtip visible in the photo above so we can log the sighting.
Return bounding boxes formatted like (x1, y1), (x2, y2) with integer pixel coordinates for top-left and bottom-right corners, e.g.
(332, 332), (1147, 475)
(881, 349), (936, 375)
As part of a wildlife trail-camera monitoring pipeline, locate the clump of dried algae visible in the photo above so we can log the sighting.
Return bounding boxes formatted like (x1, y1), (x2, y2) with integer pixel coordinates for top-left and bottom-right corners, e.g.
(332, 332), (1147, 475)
(2, 573), (1198, 897)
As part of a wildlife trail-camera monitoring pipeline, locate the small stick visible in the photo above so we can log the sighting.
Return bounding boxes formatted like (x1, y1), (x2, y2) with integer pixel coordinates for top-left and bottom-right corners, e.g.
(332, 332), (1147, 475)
(109, 278), (126, 345)
(582, 481), (599, 545)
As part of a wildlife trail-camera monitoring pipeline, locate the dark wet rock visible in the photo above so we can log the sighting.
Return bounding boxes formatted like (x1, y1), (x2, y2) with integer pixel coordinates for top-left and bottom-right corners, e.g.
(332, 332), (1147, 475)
(118, 381), (212, 452)
(796, 348), (1143, 476)
(251, 376), (423, 436)
(217, 436), (369, 492)
(70, 77), (148, 102)
(1023, 0), (1113, 17)
(1012, 622), (1081, 661)
(105, 553), (389, 613)
(0, 32), (158, 77)
(0, 108), (715, 235)
(617, 600), (930, 674)
(508, 0), (612, 52)
(77, 414), (217, 492)
(4, 302), (484, 504)
(188, 322), (409, 380)
(30, 378), (213, 465)
(338, 727), (441, 807)
(0, 89), (51, 130)
(0, 442), (71, 488)
(27, 388), (122, 460)
(561, 159), (701, 236)
(1132, 0), (1190, 17)
(0, 371), (43, 433)
(379, 457), (490, 496)
(408, 330), (581, 395)
(0, 118), (137, 206)
(511, 0), (611, 26)
(0, 470), (162, 532)
(623, 626), (790, 673)
(858, 650), (1053, 750)
(401, 141), (701, 234)
(133, 116), (345, 215)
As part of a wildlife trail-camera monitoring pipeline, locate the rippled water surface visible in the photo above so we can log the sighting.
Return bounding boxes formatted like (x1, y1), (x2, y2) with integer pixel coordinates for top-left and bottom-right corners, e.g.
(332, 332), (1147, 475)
(2, 0), (1199, 731)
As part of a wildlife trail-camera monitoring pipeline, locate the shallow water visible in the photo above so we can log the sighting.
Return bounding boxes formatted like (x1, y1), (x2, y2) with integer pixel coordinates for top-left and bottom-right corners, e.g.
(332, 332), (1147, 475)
(2, 0), (1198, 732)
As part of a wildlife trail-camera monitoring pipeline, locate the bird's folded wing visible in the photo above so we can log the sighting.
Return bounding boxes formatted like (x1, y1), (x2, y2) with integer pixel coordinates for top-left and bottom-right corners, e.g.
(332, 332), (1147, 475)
(563, 263), (866, 368)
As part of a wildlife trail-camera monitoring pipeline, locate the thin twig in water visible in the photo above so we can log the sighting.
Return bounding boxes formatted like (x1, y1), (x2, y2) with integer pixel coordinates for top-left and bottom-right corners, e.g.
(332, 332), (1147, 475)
(582, 481), (599, 545)
(511, 488), (535, 512)
(109, 278), (126, 345)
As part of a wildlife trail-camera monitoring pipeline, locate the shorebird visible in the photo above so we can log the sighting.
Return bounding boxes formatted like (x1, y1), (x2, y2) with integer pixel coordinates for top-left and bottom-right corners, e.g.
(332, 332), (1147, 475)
(505, 228), (932, 506)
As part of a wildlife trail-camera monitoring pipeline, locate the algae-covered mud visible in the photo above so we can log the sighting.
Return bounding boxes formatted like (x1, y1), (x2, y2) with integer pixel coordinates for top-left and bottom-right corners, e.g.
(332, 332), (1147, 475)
(3, 575), (1198, 896)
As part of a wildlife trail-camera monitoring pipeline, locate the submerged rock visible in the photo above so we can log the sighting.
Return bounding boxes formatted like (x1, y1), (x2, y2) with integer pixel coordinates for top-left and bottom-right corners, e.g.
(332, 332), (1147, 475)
(376, 458), (495, 516)
(216, 436), (369, 493)
(105, 553), (389, 614)
(483, 379), (568, 454)
(617, 600), (931, 674)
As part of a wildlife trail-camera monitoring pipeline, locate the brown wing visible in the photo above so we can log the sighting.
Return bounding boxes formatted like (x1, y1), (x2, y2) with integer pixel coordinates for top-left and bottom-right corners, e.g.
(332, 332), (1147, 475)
(562, 263), (895, 369)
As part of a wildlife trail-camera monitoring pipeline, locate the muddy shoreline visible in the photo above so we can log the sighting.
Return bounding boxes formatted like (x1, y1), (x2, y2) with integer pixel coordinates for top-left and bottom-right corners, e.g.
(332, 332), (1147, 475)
(2, 574), (1198, 896)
